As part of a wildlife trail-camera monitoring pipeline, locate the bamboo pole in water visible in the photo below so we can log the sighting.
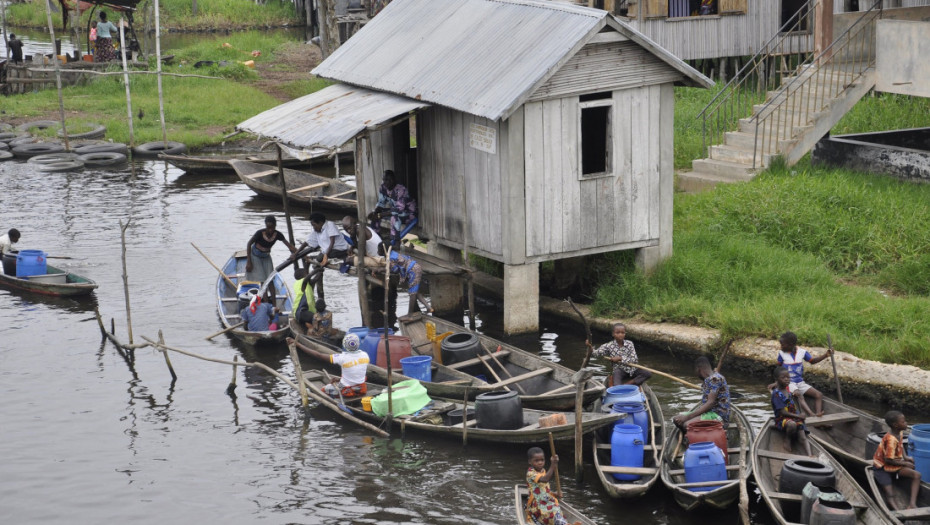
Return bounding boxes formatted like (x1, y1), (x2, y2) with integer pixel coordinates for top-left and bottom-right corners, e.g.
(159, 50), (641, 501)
(119, 20), (135, 147)
(119, 219), (134, 344)
(288, 340), (309, 408)
(461, 158), (475, 330)
(157, 330), (177, 382)
(154, 0), (167, 145)
(384, 246), (393, 416)
(42, 0), (70, 150)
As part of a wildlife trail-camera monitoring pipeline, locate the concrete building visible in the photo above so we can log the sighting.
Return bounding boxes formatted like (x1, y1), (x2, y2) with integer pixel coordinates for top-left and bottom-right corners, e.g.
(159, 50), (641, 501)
(240, 0), (712, 333)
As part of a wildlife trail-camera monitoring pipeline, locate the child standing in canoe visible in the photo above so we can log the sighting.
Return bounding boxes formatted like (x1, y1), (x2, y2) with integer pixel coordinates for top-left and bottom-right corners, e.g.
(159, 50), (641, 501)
(525, 447), (579, 525)
(874, 410), (922, 510)
(771, 366), (812, 456)
(775, 331), (833, 417)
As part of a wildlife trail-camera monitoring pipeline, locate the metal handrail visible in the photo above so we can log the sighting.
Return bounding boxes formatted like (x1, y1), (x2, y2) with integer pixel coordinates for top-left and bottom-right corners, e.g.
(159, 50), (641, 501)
(698, 0), (818, 158)
(750, 0), (882, 168)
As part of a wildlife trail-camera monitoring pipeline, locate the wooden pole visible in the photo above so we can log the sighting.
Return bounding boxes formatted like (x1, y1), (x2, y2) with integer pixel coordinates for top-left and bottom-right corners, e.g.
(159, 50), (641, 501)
(43, 0), (70, 151)
(205, 321), (245, 340)
(157, 330), (177, 381)
(384, 246), (393, 416)
(119, 219), (134, 344)
(276, 145), (296, 249)
(626, 362), (701, 390)
(354, 136), (372, 327)
(118, 20), (135, 147)
(154, 0), (167, 145)
(461, 166), (476, 330)
(1, 0), (8, 61)
(827, 334), (843, 403)
(288, 340), (309, 408)
(548, 432), (563, 498)
(226, 355), (238, 396)
(462, 386), (469, 447)
(736, 415), (750, 525)
(191, 242), (237, 289)
(715, 339), (734, 373)
(574, 374), (585, 482)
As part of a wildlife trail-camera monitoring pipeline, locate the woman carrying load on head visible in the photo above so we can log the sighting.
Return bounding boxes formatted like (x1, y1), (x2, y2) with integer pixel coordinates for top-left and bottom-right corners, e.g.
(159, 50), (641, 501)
(94, 12), (119, 62)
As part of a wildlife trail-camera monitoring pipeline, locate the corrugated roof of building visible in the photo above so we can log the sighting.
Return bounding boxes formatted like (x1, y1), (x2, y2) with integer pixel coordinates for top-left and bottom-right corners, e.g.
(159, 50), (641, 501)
(312, 0), (712, 121)
(236, 83), (429, 152)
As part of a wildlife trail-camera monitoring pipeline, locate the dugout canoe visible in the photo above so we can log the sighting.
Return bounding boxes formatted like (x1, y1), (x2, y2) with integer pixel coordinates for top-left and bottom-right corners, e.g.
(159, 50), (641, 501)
(660, 405), (754, 511)
(230, 159), (357, 213)
(753, 418), (886, 525)
(160, 152), (310, 174)
(216, 251), (293, 345)
(865, 466), (930, 524)
(514, 485), (597, 525)
(0, 264), (97, 296)
(399, 314), (605, 411)
(290, 317), (491, 395)
(301, 370), (621, 444)
(593, 385), (665, 499)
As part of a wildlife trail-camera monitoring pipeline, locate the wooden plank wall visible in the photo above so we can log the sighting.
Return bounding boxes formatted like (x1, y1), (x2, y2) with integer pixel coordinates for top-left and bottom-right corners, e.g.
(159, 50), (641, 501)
(417, 107), (504, 258)
(528, 41), (684, 102)
(359, 127), (396, 215)
(626, 0), (814, 60)
(522, 84), (662, 260)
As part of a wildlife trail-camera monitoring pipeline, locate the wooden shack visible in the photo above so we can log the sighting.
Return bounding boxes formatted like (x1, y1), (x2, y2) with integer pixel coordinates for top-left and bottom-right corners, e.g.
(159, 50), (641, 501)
(239, 0), (712, 333)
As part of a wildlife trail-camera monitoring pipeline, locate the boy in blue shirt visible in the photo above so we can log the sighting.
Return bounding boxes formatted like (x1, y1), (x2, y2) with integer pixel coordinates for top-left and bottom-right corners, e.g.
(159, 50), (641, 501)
(774, 331), (833, 417)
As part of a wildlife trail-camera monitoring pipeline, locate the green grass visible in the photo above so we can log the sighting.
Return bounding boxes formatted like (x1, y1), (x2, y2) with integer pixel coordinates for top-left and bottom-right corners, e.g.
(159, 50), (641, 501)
(6, 0), (298, 30)
(278, 77), (332, 99)
(171, 32), (292, 66)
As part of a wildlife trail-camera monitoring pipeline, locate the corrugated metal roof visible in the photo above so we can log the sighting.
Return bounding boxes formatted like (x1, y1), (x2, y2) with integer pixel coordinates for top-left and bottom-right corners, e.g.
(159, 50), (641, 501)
(236, 83), (429, 152)
(312, 0), (606, 121)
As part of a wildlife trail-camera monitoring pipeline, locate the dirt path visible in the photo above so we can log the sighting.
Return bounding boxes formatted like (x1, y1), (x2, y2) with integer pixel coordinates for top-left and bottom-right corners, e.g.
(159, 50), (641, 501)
(254, 41), (323, 102)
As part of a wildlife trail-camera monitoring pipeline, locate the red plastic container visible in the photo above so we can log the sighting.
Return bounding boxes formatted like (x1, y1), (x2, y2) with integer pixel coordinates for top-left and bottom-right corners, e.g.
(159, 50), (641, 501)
(376, 335), (413, 369)
(687, 419), (728, 465)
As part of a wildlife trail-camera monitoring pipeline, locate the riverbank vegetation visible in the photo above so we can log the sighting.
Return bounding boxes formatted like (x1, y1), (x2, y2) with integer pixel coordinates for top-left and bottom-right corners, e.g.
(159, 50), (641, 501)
(592, 88), (930, 368)
(6, 0), (299, 31)
(1, 33), (325, 148)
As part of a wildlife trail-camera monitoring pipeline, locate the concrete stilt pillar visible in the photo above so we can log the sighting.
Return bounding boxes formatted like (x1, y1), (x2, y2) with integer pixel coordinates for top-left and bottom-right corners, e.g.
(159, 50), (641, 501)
(503, 262), (539, 334)
(426, 242), (463, 315)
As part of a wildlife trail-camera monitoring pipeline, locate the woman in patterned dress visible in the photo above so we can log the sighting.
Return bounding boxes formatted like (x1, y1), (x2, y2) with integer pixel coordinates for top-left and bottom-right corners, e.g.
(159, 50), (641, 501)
(525, 447), (569, 525)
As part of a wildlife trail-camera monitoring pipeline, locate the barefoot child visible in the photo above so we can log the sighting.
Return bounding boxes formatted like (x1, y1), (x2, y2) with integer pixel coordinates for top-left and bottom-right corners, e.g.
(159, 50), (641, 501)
(586, 323), (651, 387)
(775, 331), (833, 416)
(874, 410), (922, 510)
(771, 367), (812, 456)
(525, 447), (572, 525)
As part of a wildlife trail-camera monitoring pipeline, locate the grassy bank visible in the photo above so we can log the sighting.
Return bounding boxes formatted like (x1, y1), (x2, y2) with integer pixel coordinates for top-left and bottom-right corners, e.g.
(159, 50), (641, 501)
(592, 88), (930, 367)
(2, 33), (322, 148)
(6, 0), (299, 31)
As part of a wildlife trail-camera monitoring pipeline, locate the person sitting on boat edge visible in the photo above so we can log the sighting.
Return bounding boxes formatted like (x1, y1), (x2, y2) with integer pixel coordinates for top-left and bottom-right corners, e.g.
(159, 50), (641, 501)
(293, 267), (321, 331)
(874, 410), (922, 511)
(246, 215), (297, 283)
(368, 170), (417, 245)
(309, 299), (338, 341)
(297, 212), (350, 268)
(525, 447), (579, 525)
(289, 333), (369, 398)
(770, 331), (833, 417)
(672, 356), (731, 430)
(585, 323), (651, 387)
(0, 228), (20, 257)
(771, 366), (812, 456)
(240, 288), (279, 332)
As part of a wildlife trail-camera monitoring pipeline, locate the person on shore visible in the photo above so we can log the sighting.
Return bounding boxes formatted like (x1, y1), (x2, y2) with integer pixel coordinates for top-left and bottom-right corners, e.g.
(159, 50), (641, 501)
(873, 410), (922, 510)
(289, 333), (369, 398)
(586, 323), (651, 387)
(292, 267), (320, 331)
(6, 34), (24, 64)
(309, 299), (337, 341)
(771, 366), (812, 456)
(246, 215), (297, 284)
(368, 170), (417, 244)
(524, 447), (576, 525)
(342, 215), (384, 263)
(94, 12), (119, 62)
(297, 212), (350, 268)
(672, 356), (731, 429)
(0, 228), (20, 256)
(240, 288), (279, 332)
(772, 331), (833, 417)
(89, 22), (97, 47)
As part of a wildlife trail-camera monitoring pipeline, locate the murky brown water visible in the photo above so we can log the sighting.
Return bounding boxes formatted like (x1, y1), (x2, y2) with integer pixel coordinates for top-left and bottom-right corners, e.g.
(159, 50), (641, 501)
(0, 158), (923, 523)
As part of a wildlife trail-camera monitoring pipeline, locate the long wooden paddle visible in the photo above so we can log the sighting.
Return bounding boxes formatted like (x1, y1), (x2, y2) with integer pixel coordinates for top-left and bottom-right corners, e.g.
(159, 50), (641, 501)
(548, 431), (562, 499)
(827, 334), (843, 403)
(205, 321), (245, 340)
(191, 242), (237, 289)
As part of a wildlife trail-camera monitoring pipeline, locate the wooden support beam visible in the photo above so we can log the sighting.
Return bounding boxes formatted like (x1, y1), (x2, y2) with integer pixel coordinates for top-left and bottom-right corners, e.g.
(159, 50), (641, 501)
(598, 466), (658, 476)
(805, 412), (859, 426)
(756, 449), (808, 462)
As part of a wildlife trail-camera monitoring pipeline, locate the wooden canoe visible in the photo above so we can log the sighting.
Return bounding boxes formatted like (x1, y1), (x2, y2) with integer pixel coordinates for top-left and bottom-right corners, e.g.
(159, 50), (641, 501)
(290, 317), (492, 395)
(660, 405), (754, 511)
(230, 159), (357, 213)
(216, 251), (293, 345)
(514, 485), (597, 525)
(0, 264), (97, 296)
(301, 370), (621, 444)
(593, 385), (666, 499)
(160, 152), (311, 174)
(864, 466), (930, 524)
(399, 314), (605, 411)
(806, 396), (893, 474)
(752, 418), (887, 525)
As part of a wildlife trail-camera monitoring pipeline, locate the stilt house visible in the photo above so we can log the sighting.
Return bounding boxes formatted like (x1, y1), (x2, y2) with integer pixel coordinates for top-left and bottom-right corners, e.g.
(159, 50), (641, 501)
(239, 0), (712, 333)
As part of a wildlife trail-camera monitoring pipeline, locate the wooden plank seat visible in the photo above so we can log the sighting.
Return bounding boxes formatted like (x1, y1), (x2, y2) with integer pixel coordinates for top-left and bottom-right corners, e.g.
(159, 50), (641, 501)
(756, 449), (809, 461)
(487, 367), (551, 388)
(243, 169), (278, 180)
(668, 465), (741, 476)
(288, 181), (329, 194)
(768, 491), (803, 502)
(598, 466), (659, 476)
(893, 507), (930, 519)
(677, 480), (738, 489)
(444, 350), (512, 370)
(804, 412), (859, 426)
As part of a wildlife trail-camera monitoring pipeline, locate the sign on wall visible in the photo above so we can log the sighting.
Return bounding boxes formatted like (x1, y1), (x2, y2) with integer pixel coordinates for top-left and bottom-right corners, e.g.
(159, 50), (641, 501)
(469, 123), (497, 154)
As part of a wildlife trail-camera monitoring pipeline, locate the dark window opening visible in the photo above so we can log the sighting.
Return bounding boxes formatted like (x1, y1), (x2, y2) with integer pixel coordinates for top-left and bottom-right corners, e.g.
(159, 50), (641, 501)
(580, 91), (612, 102)
(581, 105), (610, 176)
(781, 0), (809, 31)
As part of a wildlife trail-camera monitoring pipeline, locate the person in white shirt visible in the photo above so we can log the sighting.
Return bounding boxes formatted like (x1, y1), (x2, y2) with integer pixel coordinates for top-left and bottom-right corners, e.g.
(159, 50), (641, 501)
(0, 228), (20, 256)
(341, 215), (384, 263)
(297, 212), (349, 267)
(287, 333), (369, 398)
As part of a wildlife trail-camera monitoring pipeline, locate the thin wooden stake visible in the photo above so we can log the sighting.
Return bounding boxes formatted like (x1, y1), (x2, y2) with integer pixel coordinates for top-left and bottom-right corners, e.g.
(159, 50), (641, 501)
(119, 20), (135, 147)
(154, 0), (167, 145)
(205, 321), (245, 340)
(354, 136), (372, 327)
(736, 415), (750, 525)
(461, 164), (475, 330)
(462, 386), (469, 447)
(1, 0), (8, 61)
(548, 432), (563, 498)
(574, 376), (585, 482)
(119, 219), (134, 344)
(384, 246), (393, 416)
(288, 339), (309, 407)
(42, 0), (69, 150)
(276, 145), (296, 250)
(827, 334), (843, 403)
(226, 355), (238, 396)
(157, 330), (177, 381)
